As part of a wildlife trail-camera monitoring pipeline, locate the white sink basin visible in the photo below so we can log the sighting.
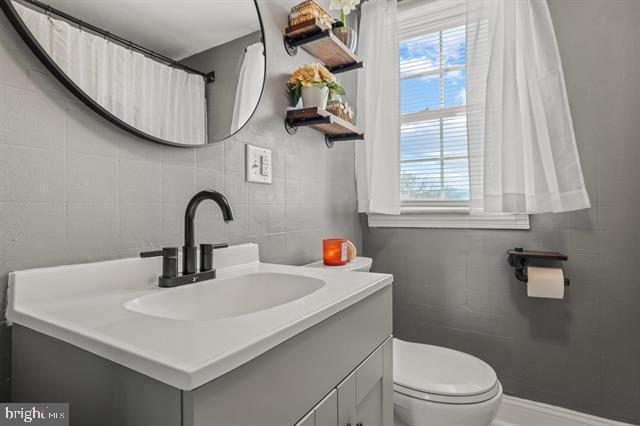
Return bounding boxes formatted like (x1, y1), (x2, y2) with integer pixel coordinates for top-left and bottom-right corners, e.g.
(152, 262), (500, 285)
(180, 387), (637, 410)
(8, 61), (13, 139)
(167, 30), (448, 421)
(125, 272), (325, 321)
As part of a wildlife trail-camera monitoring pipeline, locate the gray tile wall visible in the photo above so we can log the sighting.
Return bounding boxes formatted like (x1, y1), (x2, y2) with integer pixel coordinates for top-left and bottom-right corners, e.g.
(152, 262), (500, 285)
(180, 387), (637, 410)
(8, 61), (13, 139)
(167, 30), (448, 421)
(0, 0), (361, 400)
(364, 1), (640, 423)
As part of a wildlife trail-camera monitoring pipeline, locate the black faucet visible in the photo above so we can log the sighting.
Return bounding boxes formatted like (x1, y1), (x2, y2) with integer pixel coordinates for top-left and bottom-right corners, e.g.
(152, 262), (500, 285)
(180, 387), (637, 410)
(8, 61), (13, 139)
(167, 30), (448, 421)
(183, 190), (234, 274)
(140, 189), (234, 287)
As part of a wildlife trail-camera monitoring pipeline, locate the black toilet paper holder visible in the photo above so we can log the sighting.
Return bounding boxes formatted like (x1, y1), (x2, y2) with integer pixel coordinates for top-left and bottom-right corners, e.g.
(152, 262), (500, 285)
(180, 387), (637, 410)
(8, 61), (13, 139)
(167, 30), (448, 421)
(507, 248), (570, 286)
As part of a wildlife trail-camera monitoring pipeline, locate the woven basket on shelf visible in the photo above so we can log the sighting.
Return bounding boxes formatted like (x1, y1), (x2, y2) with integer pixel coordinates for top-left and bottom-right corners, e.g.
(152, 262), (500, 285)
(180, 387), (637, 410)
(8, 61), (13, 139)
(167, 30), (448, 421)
(289, 0), (333, 29)
(327, 100), (355, 124)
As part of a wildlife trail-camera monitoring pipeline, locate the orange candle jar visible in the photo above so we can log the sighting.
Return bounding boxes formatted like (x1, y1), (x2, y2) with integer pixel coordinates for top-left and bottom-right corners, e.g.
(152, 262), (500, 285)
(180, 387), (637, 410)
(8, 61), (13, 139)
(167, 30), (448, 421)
(323, 239), (348, 266)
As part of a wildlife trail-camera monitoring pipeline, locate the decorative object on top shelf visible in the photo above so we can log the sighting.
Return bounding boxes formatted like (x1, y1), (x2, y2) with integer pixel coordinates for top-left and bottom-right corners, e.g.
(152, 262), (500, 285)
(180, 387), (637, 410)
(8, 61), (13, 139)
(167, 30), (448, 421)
(289, 0), (333, 29)
(283, 20), (363, 74)
(289, 63), (345, 110)
(330, 0), (360, 53)
(326, 99), (354, 123)
(332, 22), (357, 54)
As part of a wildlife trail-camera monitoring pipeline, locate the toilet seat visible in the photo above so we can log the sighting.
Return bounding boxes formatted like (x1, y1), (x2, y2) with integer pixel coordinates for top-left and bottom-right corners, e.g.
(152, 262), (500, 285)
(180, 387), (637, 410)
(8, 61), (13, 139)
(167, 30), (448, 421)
(393, 381), (501, 405)
(393, 339), (499, 405)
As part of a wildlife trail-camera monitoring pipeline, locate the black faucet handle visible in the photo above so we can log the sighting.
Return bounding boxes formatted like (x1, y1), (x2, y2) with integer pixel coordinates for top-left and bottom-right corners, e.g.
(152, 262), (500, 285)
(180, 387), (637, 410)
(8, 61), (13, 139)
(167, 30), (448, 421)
(162, 247), (179, 257)
(140, 249), (164, 258)
(200, 244), (214, 272)
(198, 243), (228, 272)
(161, 247), (179, 278)
(140, 248), (179, 279)
(140, 247), (178, 258)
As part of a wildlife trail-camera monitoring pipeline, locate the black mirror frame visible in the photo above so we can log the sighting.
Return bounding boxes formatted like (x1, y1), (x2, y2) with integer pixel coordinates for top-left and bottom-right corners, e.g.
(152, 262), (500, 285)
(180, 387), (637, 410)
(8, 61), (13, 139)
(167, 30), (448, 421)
(0, 0), (267, 148)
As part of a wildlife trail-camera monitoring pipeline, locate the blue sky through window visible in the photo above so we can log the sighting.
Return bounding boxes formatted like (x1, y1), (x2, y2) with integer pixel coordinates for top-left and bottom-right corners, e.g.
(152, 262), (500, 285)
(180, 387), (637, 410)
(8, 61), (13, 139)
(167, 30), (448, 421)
(400, 25), (470, 201)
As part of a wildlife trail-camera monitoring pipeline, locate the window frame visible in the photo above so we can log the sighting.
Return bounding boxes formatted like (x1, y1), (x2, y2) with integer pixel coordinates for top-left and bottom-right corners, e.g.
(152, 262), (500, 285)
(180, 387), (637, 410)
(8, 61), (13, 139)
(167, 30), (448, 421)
(371, 0), (529, 229)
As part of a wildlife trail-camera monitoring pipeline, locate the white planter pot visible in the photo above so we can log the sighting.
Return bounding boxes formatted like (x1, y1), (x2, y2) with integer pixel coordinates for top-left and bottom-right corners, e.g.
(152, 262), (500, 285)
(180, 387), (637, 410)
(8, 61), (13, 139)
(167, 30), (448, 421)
(301, 86), (329, 110)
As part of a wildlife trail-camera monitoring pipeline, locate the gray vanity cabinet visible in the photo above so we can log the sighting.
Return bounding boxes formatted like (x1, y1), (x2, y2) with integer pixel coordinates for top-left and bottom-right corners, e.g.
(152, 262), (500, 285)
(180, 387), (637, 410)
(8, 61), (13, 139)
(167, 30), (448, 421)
(337, 338), (393, 426)
(184, 286), (392, 426)
(296, 389), (338, 426)
(12, 286), (393, 426)
(297, 411), (316, 426)
(316, 390), (339, 426)
(296, 337), (393, 426)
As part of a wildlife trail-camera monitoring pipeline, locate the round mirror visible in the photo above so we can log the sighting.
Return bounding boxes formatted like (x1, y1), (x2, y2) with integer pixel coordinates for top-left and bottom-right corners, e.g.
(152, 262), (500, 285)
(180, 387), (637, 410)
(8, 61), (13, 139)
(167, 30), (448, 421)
(1, 0), (266, 147)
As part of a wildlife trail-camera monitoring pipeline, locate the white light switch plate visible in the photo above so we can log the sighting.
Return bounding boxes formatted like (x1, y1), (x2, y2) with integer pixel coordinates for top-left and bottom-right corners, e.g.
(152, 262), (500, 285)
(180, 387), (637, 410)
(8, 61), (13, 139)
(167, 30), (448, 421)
(245, 144), (272, 184)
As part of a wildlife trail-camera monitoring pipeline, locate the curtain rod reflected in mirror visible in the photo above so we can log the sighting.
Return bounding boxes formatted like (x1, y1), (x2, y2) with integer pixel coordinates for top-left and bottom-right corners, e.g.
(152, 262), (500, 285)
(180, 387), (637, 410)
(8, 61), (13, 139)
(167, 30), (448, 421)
(16, 0), (215, 81)
(0, 0), (266, 147)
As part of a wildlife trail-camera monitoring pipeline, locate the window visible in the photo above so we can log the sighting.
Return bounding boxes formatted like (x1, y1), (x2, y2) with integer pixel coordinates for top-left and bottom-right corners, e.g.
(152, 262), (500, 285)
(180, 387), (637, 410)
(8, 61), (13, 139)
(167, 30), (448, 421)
(399, 12), (468, 204)
(367, 0), (529, 229)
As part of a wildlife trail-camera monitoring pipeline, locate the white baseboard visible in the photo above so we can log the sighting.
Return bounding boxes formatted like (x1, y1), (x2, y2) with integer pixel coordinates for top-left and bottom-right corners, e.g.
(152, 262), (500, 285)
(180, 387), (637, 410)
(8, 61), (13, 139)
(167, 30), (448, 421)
(493, 395), (637, 426)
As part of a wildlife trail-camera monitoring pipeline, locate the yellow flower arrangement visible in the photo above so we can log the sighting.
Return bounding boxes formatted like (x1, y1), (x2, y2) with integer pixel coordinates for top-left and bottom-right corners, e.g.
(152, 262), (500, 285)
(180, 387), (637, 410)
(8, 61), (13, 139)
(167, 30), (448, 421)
(289, 63), (345, 105)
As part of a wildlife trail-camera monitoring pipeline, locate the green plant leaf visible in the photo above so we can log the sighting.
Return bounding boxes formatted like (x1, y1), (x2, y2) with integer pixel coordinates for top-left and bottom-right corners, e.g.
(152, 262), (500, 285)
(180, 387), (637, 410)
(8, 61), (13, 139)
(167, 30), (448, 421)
(289, 82), (302, 106)
(326, 81), (346, 98)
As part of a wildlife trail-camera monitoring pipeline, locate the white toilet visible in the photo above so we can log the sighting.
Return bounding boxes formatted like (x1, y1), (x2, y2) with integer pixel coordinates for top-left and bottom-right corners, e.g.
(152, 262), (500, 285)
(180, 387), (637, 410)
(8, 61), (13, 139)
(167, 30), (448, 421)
(305, 257), (502, 426)
(393, 339), (502, 426)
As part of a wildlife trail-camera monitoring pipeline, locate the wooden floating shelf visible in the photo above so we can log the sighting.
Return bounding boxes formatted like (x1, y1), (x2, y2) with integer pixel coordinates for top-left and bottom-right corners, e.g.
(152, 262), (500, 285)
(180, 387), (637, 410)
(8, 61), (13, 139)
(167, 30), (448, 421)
(284, 20), (363, 74)
(286, 107), (364, 147)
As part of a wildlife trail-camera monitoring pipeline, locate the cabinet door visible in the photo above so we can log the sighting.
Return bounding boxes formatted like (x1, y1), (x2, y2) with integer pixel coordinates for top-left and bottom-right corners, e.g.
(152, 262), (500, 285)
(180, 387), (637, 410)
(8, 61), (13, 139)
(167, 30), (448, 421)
(315, 389), (338, 426)
(337, 369), (357, 426)
(296, 411), (315, 426)
(296, 389), (338, 426)
(337, 338), (393, 426)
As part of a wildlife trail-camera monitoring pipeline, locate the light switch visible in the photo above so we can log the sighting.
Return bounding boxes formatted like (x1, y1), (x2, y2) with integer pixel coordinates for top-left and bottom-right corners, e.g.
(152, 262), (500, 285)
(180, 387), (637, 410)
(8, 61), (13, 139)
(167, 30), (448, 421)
(246, 144), (272, 184)
(260, 155), (270, 176)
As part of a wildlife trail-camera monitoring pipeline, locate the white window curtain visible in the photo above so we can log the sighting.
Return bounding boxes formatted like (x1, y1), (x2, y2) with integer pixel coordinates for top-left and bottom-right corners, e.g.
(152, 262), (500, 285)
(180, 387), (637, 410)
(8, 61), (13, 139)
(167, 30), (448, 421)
(14, 1), (207, 145)
(467, 0), (591, 214)
(355, 0), (401, 215)
(231, 42), (265, 134)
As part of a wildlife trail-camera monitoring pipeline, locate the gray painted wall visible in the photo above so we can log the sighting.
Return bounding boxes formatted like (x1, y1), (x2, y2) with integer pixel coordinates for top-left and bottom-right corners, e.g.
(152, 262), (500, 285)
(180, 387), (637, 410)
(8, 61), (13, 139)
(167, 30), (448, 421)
(364, 0), (640, 422)
(0, 0), (361, 401)
(183, 31), (263, 143)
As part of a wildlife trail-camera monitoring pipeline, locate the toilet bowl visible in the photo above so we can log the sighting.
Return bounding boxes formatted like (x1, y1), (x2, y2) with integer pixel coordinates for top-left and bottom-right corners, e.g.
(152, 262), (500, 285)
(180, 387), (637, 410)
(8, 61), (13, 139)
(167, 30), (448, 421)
(304, 257), (502, 426)
(393, 339), (502, 426)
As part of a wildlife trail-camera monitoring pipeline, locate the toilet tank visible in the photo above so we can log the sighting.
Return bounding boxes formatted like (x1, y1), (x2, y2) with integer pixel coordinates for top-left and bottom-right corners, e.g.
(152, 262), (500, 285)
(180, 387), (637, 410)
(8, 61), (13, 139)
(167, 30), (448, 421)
(304, 257), (373, 272)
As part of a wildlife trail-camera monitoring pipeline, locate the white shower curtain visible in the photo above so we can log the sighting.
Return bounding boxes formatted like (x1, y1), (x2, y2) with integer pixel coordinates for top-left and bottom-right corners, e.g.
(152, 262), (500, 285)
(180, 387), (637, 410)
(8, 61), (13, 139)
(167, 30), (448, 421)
(466, 0), (590, 214)
(231, 42), (265, 134)
(356, 0), (401, 215)
(15, 1), (207, 145)
(231, 43), (264, 133)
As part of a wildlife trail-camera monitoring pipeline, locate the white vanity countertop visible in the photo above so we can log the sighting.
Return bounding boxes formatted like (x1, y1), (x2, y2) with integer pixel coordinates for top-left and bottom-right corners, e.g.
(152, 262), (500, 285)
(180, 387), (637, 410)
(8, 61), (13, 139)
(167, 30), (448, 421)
(7, 244), (392, 390)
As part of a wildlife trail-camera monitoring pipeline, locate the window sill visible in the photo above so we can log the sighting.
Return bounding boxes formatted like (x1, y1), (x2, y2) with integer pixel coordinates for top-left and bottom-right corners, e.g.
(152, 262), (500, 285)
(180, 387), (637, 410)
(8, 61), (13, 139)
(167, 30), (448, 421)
(367, 208), (530, 229)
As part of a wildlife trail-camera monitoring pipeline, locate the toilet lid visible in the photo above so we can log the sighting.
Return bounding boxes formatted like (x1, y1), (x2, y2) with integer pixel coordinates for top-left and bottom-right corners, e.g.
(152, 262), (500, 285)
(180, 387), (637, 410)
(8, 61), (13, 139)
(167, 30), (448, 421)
(393, 339), (497, 397)
(304, 257), (373, 272)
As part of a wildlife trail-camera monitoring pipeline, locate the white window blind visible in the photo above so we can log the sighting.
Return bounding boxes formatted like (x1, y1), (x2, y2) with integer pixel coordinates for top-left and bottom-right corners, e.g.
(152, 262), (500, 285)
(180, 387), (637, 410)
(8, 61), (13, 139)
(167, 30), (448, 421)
(399, 1), (469, 203)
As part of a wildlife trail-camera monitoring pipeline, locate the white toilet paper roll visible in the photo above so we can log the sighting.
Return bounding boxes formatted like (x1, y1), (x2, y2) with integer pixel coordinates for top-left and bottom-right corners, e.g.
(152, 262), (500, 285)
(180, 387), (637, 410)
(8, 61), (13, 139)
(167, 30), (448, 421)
(527, 266), (565, 299)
